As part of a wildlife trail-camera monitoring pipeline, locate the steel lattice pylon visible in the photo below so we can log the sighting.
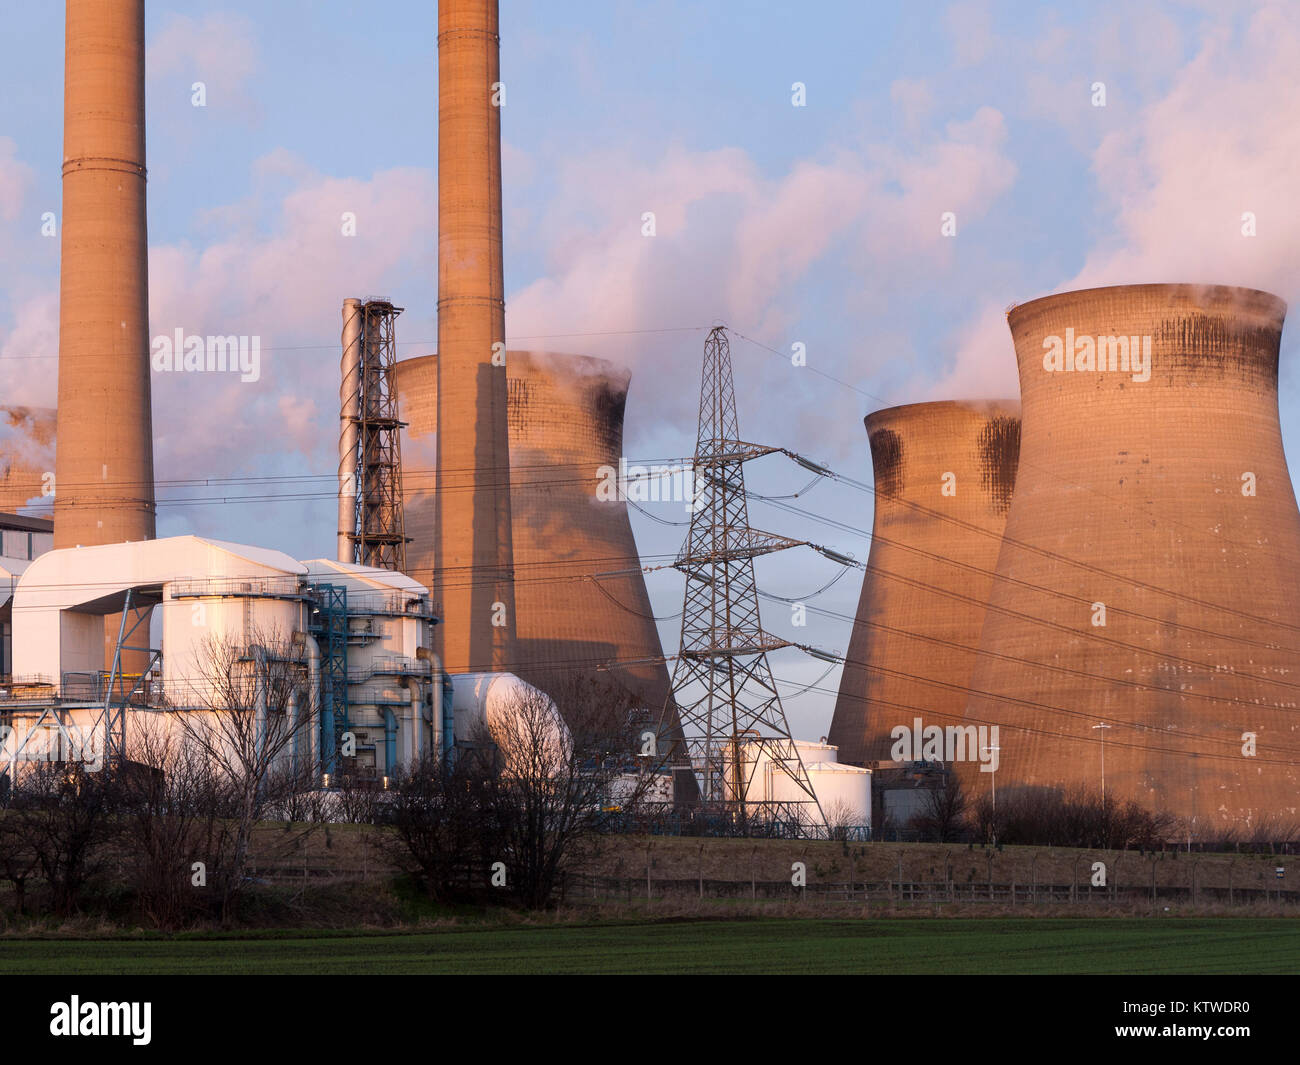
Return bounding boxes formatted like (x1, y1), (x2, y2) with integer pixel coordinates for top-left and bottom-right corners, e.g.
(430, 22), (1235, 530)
(347, 299), (410, 571)
(666, 326), (824, 832)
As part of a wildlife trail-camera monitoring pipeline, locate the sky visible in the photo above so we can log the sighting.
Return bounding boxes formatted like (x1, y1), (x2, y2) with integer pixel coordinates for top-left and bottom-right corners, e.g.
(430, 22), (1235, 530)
(2, 0), (1299, 740)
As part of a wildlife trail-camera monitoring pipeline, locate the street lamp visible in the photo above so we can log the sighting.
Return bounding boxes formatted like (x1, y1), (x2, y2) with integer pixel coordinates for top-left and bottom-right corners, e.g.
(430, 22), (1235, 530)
(981, 745), (1000, 843)
(1092, 723), (1112, 811)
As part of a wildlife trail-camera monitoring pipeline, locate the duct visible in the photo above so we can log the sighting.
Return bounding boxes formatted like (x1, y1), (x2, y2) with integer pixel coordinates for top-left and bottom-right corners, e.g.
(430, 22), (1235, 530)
(12, 535), (306, 694)
(451, 672), (572, 773)
(338, 298), (364, 563)
(399, 676), (423, 766)
(441, 670), (456, 762)
(383, 708), (398, 777)
(252, 645), (268, 758)
(827, 400), (1020, 767)
(964, 284), (1300, 822)
(297, 629), (321, 775)
(416, 646), (441, 759)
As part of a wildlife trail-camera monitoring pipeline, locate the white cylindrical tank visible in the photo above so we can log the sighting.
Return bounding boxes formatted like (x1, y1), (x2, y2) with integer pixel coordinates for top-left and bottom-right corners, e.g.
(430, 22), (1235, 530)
(803, 762), (871, 829)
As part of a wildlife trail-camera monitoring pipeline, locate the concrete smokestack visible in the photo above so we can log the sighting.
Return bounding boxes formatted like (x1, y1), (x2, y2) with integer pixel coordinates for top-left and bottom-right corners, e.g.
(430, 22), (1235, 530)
(55, 0), (156, 549)
(827, 401), (1020, 767)
(965, 284), (1300, 823)
(436, 0), (515, 672)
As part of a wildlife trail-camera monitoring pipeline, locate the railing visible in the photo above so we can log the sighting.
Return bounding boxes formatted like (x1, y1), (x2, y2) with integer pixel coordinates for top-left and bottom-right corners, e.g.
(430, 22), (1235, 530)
(169, 576), (304, 600)
(347, 656), (431, 683)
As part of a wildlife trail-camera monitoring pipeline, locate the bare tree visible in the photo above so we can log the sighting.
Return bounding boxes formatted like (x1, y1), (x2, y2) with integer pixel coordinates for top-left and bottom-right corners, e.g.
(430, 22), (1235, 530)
(5, 762), (121, 916)
(476, 674), (658, 908)
(821, 798), (860, 842)
(381, 749), (500, 902)
(0, 808), (40, 917)
(118, 716), (240, 928)
(910, 771), (969, 842)
(175, 626), (316, 921)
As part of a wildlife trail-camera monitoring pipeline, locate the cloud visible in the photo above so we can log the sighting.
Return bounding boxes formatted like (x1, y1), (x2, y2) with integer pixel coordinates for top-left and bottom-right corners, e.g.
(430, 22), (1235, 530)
(147, 158), (437, 484)
(932, 2), (1300, 402)
(945, 0), (996, 67)
(148, 12), (261, 119)
(1068, 2), (1300, 296)
(0, 137), (34, 224)
(505, 107), (1016, 453)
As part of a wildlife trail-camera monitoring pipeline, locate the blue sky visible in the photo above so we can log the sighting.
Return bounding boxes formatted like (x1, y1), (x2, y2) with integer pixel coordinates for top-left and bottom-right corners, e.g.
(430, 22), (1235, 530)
(2, 1), (1298, 738)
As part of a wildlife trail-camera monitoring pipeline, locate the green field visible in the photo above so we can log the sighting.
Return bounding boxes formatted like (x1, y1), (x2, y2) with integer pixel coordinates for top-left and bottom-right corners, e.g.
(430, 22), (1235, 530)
(0, 918), (1295, 974)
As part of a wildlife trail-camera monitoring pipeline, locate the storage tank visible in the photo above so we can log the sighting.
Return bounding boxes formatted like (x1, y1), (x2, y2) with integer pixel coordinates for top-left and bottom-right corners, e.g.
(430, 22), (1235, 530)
(827, 400), (1020, 767)
(964, 284), (1300, 824)
(725, 738), (870, 833)
(394, 351), (673, 720)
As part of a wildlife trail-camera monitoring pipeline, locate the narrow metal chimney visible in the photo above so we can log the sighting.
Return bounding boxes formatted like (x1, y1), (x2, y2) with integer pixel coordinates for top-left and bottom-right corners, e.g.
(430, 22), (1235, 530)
(435, 0), (516, 672)
(55, 0), (156, 549)
(338, 299), (363, 562)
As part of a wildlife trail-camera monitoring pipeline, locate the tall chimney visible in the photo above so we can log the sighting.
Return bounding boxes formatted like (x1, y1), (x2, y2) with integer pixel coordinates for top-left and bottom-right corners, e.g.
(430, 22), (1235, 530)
(338, 298), (363, 563)
(55, 0), (156, 549)
(436, 0), (515, 673)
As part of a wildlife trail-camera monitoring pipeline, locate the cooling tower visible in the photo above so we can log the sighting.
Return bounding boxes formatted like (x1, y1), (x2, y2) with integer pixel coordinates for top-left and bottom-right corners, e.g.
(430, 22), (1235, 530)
(965, 284), (1300, 824)
(394, 352), (672, 715)
(0, 407), (55, 515)
(55, 0), (155, 548)
(826, 401), (1020, 768)
(435, 0), (515, 673)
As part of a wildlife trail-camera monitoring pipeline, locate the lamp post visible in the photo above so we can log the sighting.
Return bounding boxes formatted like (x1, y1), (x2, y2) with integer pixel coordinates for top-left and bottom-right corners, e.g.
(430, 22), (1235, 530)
(982, 745), (1000, 843)
(1092, 723), (1112, 812)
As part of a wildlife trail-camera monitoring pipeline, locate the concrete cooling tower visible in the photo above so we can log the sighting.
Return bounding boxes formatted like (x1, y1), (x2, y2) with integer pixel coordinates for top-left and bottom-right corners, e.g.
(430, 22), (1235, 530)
(0, 407), (55, 515)
(394, 352), (672, 715)
(964, 284), (1300, 825)
(826, 401), (1020, 768)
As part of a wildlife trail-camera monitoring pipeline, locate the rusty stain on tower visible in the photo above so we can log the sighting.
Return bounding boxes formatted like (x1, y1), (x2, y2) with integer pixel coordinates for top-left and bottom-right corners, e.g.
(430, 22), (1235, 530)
(827, 400), (1020, 768)
(965, 284), (1300, 823)
(435, 0), (515, 673)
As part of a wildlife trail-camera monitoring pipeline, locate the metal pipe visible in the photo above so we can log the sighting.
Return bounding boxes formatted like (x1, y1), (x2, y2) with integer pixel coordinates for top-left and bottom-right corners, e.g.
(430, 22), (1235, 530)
(383, 707), (398, 776)
(338, 298), (364, 562)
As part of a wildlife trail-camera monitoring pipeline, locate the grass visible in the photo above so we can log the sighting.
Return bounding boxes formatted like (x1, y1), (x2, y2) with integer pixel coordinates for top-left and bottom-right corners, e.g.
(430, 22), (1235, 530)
(0, 917), (1295, 974)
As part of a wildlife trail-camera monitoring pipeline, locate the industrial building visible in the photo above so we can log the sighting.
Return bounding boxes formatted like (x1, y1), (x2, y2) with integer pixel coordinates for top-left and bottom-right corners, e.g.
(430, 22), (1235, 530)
(8, 0), (1299, 837)
(963, 284), (1300, 824)
(0, 537), (448, 780)
(828, 401), (1020, 769)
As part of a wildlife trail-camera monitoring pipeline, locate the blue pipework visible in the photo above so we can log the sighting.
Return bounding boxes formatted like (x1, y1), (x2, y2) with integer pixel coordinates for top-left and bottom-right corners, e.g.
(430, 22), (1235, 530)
(441, 670), (456, 765)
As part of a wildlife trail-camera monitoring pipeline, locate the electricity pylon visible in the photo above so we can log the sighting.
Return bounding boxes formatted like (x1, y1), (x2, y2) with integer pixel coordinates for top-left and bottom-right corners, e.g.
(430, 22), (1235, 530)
(664, 326), (824, 834)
